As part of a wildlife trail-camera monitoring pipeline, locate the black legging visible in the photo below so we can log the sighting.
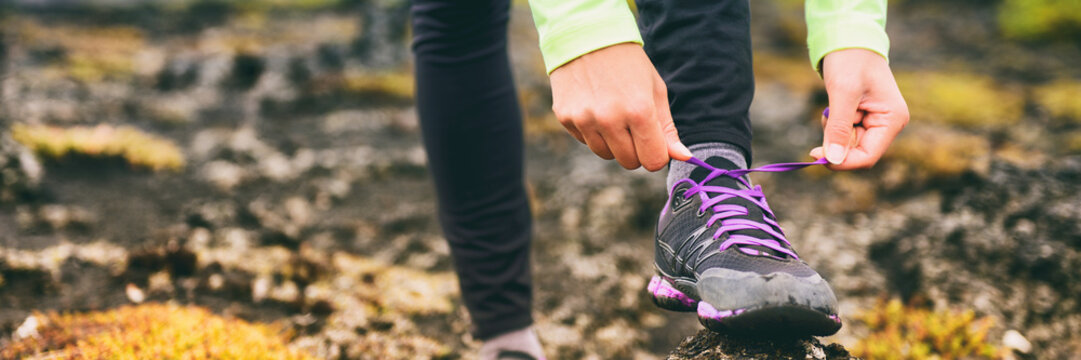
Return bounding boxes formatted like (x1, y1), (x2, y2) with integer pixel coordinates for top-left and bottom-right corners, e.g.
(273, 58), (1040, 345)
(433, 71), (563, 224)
(411, 0), (754, 340)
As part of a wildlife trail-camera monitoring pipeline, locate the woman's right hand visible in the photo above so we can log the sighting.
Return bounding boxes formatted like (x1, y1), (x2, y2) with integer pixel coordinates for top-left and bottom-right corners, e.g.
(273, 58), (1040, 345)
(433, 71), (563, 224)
(549, 43), (692, 171)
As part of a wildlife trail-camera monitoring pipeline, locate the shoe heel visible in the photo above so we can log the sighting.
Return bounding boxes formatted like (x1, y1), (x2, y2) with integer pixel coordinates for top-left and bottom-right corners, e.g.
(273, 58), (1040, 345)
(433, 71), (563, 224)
(647, 275), (697, 312)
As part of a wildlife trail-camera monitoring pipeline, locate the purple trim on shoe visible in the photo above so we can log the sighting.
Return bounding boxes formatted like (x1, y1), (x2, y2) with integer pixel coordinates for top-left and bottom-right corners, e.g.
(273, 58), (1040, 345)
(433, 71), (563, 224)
(697, 301), (746, 321)
(829, 314), (841, 323)
(648, 276), (698, 308)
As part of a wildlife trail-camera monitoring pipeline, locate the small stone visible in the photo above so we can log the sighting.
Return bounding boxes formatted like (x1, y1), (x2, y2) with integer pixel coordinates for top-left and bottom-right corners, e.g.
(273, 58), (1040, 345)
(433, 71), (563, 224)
(14, 315), (40, 340)
(270, 280), (300, 303)
(189, 227), (212, 250)
(201, 160), (249, 191)
(807, 344), (826, 360)
(284, 196), (311, 226)
(148, 270), (174, 294)
(222, 228), (251, 250)
(259, 153), (294, 181)
(207, 273), (225, 290)
(252, 275), (272, 303)
(125, 283), (146, 304)
(1003, 329), (1032, 354)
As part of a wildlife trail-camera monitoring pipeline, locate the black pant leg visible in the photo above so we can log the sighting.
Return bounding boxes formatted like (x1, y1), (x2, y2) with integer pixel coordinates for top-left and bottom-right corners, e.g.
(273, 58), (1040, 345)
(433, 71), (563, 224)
(635, 0), (755, 162)
(411, 0), (533, 340)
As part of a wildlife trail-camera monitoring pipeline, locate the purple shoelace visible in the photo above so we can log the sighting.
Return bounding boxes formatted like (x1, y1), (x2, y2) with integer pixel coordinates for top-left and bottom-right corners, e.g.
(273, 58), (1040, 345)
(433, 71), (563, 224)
(680, 156), (829, 260)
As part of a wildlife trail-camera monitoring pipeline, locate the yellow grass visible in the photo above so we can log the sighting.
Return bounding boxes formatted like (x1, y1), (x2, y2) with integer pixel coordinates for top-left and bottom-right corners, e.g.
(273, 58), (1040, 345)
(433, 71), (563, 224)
(853, 298), (1003, 360)
(12, 124), (185, 172)
(1, 303), (313, 359)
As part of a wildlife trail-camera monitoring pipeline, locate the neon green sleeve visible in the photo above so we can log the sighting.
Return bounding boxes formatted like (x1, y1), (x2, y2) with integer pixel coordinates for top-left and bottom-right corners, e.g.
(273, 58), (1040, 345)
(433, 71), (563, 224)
(806, 0), (890, 72)
(528, 0), (643, 74)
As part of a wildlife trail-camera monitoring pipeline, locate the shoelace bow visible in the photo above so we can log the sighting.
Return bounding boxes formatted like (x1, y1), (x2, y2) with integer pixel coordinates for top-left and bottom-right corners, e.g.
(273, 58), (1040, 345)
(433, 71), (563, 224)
(683, 157), (829, 260)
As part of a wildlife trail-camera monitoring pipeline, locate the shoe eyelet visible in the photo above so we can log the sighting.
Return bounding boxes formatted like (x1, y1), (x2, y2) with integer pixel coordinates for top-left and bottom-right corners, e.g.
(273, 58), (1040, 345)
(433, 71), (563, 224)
(671, 189), (687, 207)
(696, 208), (706, 217)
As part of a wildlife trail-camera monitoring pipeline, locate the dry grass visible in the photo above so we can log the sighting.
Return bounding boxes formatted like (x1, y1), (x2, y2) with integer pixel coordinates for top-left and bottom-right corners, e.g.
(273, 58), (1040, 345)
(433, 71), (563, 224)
(12, 124), (185, 172)
(1, 303), (313, 359)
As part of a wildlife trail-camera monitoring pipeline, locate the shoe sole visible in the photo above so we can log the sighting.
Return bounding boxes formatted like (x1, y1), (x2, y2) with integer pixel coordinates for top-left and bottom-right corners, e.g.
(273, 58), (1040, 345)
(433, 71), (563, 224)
(648, 275), (842, 337)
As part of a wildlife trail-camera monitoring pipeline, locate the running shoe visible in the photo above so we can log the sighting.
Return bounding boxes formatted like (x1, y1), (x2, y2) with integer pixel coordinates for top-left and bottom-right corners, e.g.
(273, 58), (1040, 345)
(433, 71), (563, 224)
(648, 156), (841, 336)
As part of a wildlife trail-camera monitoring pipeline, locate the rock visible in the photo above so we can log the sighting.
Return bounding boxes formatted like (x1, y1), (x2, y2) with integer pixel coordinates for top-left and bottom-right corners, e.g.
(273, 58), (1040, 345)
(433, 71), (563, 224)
(666, 331), (855, 360)
(0, 132), (42, 203)
(125, 283), (146, 304)
(200, 160), (250, 191)
(14, 315), (40, 340)
(1002, 329), (1032, 354)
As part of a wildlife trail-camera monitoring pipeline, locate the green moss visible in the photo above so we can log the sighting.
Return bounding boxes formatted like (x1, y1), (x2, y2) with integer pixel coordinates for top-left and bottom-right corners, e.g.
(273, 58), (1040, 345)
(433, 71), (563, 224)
(162, 0), (345, 13)
(886, 125), (990, 179)
(1035, 80), (1081, 125)
(11, 20), (145, 82)
(896, 72), (1023, 129)
(1, 303), (313, 359)
(12, 124), (186, 172)
(341, 71), (415, 99)
(853, 298), (1004, 360)
(998, 0), (1081, 41)
(1066, 132), (1081, 154)
(753, 53), (821, 93)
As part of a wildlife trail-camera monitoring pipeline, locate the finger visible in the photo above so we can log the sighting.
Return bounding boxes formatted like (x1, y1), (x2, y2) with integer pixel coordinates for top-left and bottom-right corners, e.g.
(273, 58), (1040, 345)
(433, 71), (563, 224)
(657, 99), (691, 162)
(812, 125), (860, 163)
(602, 126), (641, 169)
(824, 88), (862, 165)
(827, 113), (902, 170)
(582, 129), (614, 160)
(628, 108), (669, 172)
(653, 75), (691, 161)
(560, 122), (586, 144)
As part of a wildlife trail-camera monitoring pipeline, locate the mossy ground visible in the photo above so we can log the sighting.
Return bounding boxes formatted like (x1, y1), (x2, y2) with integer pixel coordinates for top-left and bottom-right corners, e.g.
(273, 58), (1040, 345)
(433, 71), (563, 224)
(2, 303), (312, 360)
(1, 0), (1078, 358)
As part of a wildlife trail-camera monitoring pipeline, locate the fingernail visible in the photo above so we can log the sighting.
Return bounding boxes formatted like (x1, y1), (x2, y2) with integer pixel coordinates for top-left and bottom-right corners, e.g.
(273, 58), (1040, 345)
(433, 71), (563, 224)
(822, 107), (830, 119)
(676, 143), (692, 158)
(826, 143), (846, 165)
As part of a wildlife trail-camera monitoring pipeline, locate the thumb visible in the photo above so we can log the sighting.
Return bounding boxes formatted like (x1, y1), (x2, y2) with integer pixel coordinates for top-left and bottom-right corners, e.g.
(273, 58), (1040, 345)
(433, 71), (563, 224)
(657, 96), (691, 161)
(823, 97), (858, 165)
(665, 124), (691, 161)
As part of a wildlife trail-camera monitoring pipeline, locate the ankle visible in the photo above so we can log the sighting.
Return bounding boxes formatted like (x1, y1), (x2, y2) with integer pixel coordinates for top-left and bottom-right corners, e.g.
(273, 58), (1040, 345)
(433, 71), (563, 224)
(478, 326), (545, 360)
(667, 142), (748, 190)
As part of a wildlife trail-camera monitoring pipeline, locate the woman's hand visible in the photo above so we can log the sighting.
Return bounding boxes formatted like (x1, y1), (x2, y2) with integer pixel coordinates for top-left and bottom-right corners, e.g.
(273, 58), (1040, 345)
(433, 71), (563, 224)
(549, 43), (692, 171)
(810, 48), (909, 170)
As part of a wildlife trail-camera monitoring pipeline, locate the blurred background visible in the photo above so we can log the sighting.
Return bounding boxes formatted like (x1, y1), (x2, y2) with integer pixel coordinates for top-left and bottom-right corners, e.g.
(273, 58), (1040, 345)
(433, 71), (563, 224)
(0, 0), (1079, 358)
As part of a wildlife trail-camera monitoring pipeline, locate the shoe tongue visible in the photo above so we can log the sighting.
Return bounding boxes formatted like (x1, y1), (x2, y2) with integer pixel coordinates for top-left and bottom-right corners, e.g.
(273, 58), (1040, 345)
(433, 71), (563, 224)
(689, 157), (743, 189)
